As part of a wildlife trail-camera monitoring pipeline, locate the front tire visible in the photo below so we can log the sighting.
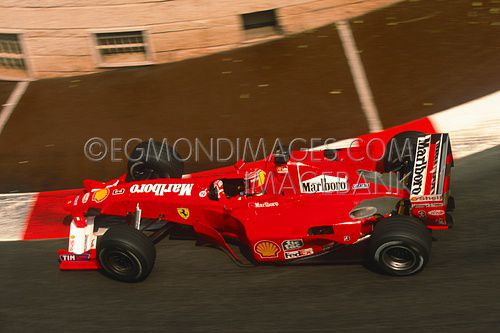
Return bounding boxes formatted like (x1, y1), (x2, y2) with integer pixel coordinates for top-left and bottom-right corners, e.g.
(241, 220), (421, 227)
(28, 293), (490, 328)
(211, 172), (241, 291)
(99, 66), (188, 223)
(369, 216), (431, 276)
(97, 225), (156, 282)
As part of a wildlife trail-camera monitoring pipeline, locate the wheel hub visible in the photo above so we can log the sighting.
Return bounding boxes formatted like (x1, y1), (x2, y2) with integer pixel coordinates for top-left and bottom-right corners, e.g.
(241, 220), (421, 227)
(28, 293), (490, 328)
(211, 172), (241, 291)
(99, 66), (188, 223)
(381, 245), (417, 271)
(106, 250), (136, 274)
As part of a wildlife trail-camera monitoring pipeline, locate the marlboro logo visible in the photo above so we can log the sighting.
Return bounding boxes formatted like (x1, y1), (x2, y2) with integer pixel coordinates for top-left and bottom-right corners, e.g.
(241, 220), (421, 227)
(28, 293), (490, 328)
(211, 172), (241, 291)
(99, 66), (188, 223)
(301, 175), (348, 193)
(411, 136), (431, 196)
(130, 183), (194, 196)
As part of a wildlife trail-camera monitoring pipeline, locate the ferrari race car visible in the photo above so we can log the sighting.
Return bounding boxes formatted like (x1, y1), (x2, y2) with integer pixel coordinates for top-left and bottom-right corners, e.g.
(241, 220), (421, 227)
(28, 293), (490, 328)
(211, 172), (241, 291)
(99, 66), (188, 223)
(58, 132), (454, 282)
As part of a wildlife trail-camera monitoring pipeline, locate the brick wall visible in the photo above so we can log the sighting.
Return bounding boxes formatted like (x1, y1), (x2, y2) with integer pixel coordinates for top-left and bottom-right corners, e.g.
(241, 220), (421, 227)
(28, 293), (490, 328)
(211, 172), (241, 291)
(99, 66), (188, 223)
(0, 0), (400, 79)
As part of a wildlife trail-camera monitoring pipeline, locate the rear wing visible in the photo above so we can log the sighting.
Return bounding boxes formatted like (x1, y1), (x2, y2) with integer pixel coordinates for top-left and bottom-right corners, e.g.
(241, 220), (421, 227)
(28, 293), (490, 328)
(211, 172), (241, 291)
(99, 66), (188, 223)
(409, 134), (454, 229)
(410, 133), (453, 200)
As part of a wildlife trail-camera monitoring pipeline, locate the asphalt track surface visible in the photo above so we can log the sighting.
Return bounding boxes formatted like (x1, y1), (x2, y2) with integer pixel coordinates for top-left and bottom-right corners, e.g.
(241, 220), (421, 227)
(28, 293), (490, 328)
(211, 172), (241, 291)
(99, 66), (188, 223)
(1, 146), (500, 332)
(1, 0), (500, 332)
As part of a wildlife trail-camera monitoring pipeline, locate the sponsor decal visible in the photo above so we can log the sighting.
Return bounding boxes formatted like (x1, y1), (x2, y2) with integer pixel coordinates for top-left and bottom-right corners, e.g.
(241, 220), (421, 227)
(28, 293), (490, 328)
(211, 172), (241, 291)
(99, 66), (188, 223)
(284, 248), (314, 260)
(249, 202), (279, 208)
(428, 209), (445, 216)
(430, 138), (441, 195)
(177, 208), (190, 220)
(199, 190), (207, 198)
(130, 183), (193, 196)
(282, 239), (304, 251)
(254, 241), (280, 258)
(411, 194), (442, 202)
(73, 195), (80, 206)
(59, 253), (91, 262)
(277, 166), (288, 174)
(92, 188), (110, 203)
(412, 203), (442, 208)
(411, 136), (431, 196)
(418, 210), (426, 218)
(343, 235), (351, 242)
(112, 188), (125, 195)
(81, 193), (90, 204)
(352, 183), (370, 190)
(300, 175), (348, 194)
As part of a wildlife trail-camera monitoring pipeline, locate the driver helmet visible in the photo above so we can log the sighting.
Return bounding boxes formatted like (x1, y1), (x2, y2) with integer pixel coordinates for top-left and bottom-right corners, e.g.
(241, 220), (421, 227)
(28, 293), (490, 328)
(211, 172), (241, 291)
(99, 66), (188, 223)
(245, 169), (266, 195)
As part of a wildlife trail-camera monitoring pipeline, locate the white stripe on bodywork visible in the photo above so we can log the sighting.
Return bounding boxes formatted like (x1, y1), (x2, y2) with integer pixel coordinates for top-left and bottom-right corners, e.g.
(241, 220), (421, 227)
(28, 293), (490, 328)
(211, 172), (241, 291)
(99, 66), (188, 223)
(0, 192), (37, 240)
(429, 91), (500, 160)
(429, 134), (444, 195)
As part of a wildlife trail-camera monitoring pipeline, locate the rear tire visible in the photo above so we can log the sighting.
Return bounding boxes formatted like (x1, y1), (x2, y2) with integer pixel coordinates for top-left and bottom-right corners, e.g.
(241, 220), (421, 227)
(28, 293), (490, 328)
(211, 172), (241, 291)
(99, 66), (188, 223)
(383, 131), (426, 173)
(97, 225), (156, 282)
(369, 216), (431, 276)
(127, 140), (184, 181)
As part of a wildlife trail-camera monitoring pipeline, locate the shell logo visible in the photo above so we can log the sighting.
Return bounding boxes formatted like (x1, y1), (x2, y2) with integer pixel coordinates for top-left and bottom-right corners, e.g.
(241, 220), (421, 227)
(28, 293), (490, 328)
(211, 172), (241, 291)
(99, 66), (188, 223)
(92, 188), (110, 203)
(254, 240), (280, 258)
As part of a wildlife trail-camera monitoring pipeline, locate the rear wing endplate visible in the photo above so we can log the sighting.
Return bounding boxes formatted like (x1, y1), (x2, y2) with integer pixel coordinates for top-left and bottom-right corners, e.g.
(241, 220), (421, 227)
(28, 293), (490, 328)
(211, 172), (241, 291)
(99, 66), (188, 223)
(410, 133), (452, 200)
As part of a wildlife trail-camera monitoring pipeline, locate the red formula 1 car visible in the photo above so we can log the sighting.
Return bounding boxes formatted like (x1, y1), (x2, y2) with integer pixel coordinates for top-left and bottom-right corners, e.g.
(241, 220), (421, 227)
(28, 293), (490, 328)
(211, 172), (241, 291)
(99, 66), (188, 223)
(58, 132), (454, 282)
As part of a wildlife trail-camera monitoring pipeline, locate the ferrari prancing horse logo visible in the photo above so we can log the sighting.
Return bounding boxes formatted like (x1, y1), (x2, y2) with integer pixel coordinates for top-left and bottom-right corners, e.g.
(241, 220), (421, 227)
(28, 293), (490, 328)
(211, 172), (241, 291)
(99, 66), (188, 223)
(177, 208), (190, 220)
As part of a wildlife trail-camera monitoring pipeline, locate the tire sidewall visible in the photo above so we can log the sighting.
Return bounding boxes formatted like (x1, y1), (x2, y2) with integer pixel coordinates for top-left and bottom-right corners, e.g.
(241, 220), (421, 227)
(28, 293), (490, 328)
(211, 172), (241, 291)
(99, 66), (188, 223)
(97, 225), (156, 283)
(98, 240), (149, 282)
(129, 158), (171, 179)
(127, 141), (183, 180)
(384, 131), (426, 173)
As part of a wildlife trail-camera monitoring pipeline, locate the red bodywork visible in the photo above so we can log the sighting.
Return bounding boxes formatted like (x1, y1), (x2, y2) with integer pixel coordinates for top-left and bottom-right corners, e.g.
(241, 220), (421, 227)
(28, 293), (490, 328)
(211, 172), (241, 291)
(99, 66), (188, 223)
(59, 133), (454, 269)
